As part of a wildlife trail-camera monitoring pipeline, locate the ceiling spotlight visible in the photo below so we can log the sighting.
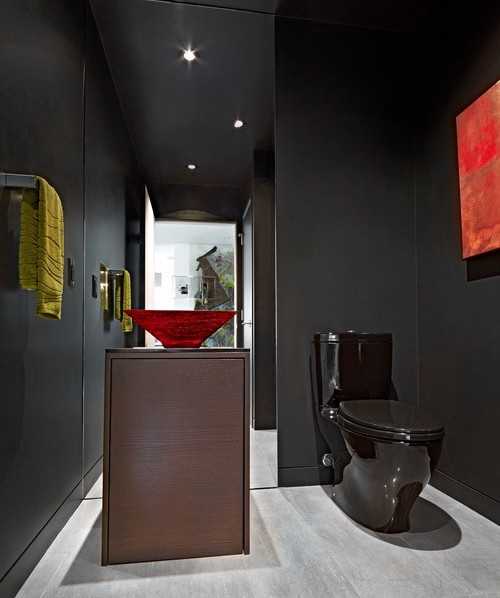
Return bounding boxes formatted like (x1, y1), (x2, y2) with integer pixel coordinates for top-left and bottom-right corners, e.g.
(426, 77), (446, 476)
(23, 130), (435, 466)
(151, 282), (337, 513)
(187, 163), (197, 170)
(234, 119), (244, 129)
(183, 49), (197, 62)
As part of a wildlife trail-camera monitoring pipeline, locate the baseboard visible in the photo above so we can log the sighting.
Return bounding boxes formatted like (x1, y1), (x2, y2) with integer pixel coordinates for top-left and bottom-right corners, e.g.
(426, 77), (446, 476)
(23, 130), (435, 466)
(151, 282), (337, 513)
(278, 465), (332, 487)
(0, 482), (82, 598)
(431, 469), (500, 525)
(83, 457), (103, 497)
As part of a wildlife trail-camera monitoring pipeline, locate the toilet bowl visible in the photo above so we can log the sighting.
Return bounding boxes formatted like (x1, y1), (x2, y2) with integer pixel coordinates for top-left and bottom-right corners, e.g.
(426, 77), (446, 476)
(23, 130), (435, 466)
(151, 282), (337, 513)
(313, 332), (444, 533)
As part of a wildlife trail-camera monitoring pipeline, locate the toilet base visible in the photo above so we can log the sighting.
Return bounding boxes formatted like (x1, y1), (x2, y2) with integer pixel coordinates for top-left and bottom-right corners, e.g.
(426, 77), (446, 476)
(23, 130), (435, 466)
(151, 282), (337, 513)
(328, 429), (443, 533)
(331, 477), (423, 533)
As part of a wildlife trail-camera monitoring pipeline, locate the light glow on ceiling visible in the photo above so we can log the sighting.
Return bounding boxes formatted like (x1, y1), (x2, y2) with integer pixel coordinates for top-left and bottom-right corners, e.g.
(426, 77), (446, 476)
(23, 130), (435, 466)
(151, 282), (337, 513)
(234, 119), (244, 129)
(183, 48), (197, 62)
(187, 163), (197, 170)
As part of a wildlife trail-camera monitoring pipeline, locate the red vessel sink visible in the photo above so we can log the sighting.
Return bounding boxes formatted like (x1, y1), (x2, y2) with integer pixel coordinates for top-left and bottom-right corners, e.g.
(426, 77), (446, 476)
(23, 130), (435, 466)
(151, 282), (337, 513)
(125, 309), (237, 348)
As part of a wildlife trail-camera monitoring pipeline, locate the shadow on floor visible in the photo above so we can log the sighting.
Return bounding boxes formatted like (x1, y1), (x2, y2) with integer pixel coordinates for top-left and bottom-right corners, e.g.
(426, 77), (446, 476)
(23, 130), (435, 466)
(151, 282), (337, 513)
(61, 497), (281, 586)
(320, 485), (462, 551)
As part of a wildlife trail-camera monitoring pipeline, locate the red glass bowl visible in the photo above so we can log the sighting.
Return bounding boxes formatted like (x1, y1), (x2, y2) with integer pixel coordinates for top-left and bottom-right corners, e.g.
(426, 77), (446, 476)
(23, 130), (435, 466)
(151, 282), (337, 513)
(125, 309), (237, 348)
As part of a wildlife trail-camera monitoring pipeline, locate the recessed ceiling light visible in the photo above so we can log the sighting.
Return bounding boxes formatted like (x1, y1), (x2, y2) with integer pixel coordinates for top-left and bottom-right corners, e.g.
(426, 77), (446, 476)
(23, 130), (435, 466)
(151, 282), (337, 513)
(183, 49), (197, 62)
(187, 163), (197, 170)
(234, 119), (245, 129)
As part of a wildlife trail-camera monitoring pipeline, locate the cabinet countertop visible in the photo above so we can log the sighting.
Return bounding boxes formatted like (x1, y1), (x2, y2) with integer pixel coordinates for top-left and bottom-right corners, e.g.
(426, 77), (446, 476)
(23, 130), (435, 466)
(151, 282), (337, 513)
(106, 347), (250, 354)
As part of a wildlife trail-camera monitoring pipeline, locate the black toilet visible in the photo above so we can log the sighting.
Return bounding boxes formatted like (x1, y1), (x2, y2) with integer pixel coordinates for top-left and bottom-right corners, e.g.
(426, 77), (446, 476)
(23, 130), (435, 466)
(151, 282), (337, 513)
(313, 331), (444, 533)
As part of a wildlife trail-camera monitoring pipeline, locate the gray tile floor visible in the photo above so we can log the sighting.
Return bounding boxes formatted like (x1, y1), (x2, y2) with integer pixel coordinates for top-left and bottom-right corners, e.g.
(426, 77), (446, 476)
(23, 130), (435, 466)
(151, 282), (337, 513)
(17, 482), (500, 598)
(250, 428), (278, 489)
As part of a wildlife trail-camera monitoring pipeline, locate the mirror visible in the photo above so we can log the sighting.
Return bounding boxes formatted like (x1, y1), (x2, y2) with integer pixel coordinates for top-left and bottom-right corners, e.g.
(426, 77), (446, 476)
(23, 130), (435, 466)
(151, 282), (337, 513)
(91, 0), (277, 489)
(150, 220), (238, 348)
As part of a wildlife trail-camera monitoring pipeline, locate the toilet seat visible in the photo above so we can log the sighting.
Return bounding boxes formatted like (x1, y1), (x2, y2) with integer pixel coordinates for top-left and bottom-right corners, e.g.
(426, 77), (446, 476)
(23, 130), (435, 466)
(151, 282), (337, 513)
(337, 400), (444, 443)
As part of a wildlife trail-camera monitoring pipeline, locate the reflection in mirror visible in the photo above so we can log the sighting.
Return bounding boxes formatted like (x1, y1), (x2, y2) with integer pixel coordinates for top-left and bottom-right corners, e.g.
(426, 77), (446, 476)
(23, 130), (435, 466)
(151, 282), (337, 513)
(91, 0), (277, 489)
(151, 220), (237, 348)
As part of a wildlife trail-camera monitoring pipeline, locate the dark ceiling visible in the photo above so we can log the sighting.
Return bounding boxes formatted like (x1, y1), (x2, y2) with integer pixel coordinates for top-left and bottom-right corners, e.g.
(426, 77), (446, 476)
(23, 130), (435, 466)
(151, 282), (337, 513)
(158, 0), (435, 32)
(91, 0), (436, 215)
(91, 0), (274, 209)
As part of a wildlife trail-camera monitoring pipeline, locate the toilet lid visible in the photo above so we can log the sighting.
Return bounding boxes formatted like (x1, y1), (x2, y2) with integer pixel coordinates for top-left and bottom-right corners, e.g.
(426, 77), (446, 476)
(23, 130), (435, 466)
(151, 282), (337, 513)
(338, 400), (444, 441)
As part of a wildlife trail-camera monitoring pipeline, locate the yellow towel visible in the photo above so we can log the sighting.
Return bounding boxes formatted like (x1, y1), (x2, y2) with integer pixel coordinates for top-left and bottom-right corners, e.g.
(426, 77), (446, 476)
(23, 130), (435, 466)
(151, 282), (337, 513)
(115, 269), (133, 333)
(19, 177), (64, 319)
(19, 188), (38, 290)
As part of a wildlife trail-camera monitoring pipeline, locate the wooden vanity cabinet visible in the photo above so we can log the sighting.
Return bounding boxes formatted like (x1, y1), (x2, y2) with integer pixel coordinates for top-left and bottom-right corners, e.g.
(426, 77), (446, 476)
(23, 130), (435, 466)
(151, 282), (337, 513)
(102, 348), (249, 565)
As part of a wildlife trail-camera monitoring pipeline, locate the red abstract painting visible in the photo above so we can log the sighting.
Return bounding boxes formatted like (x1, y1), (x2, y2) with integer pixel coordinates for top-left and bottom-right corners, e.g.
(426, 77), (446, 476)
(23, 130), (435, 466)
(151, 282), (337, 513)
(457, 81), (500, 258)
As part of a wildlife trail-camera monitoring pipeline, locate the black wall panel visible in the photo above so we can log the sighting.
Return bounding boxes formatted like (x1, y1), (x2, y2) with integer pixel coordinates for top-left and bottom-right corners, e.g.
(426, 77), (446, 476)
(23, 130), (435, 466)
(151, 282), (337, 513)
(0, 0), (85, 584)
(416, 6), (500, 519)
(0, 3), (142, 595)
(252, 153), (276, 430)
(83, 8), (142, 483)
(275, 18), (417, 484)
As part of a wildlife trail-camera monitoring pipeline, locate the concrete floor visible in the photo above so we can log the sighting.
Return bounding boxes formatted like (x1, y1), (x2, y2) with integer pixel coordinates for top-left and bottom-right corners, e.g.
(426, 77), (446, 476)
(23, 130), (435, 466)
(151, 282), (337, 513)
(250, 428), (278, 489)
(16, 480), (500, 598)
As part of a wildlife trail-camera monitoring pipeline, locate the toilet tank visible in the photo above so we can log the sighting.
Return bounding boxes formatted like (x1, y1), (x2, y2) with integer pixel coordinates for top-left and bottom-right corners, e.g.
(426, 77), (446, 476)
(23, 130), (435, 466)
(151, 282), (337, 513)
(314, 331), (392, 409)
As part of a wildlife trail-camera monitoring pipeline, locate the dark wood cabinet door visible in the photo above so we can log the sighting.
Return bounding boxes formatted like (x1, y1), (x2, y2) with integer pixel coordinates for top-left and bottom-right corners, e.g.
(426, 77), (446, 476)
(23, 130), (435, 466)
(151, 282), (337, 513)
(104, 355), (246, 564)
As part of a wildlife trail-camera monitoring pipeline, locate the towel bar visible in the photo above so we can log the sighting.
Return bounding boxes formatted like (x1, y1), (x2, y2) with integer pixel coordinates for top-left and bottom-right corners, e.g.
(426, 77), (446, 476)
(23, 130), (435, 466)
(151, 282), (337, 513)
(0, 172), (37, 189)
(108, 269), (125, 318)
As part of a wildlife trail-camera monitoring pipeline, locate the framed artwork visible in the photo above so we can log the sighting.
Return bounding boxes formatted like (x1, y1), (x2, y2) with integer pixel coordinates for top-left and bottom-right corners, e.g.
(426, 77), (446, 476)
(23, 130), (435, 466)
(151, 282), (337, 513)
(456, 80), (500, 258)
